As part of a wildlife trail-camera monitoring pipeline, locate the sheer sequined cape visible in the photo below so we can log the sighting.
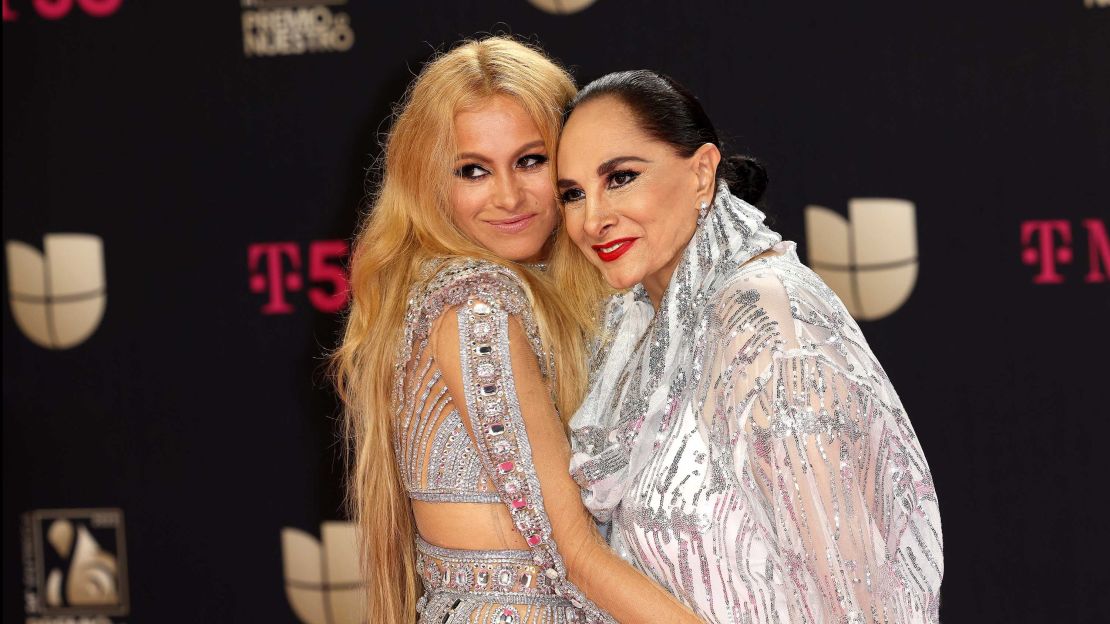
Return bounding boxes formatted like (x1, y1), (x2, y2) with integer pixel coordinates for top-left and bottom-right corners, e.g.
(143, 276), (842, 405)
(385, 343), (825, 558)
(393, 258), (613, 624)
(570, 188), (943, 624)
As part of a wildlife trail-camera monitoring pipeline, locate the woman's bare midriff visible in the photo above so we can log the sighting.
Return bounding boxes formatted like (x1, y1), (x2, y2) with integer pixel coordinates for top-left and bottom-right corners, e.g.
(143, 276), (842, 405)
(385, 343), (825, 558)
(412, 499), (530, 551)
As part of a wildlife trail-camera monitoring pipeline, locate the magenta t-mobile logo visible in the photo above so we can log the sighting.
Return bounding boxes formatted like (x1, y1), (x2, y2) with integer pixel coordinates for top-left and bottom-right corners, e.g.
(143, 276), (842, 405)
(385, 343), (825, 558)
(1021, 219), (1109, 284)
(248, 240), (349, 314)
(3, 0), (122, 21)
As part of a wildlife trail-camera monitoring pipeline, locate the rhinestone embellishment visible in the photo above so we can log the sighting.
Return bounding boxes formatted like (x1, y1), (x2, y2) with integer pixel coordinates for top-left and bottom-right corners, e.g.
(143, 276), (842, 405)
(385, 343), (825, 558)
(494, 606), (519, 624)
(397, 260), (609, 623)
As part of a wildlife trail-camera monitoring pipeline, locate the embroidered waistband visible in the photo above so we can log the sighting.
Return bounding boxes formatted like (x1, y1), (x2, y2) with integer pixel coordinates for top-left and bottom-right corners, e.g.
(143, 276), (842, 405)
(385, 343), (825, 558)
(415, 536), (558, 597)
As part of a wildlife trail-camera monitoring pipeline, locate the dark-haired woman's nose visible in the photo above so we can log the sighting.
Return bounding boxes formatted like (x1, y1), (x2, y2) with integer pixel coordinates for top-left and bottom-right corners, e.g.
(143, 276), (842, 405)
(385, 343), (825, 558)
(582, 198), (617, 240)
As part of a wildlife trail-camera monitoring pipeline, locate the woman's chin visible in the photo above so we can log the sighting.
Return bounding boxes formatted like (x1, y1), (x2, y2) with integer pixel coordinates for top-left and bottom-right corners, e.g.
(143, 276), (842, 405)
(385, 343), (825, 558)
(601, 268), (643, 291)
(487, 240), (547, 263)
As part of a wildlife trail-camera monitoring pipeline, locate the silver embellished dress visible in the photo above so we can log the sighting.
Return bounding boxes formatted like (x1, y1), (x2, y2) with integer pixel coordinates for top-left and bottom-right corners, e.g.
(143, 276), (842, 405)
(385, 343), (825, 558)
(394, 259), (614, 624)
(570, 186), (943, 623)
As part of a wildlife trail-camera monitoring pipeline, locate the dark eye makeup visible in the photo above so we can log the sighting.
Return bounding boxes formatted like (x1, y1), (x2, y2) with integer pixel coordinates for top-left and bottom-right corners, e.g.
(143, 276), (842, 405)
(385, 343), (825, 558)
(559, 168), (641, 204)
(608, 170), (639, 188)
(560, 187), (585, 204)
(517, 153), (548, 169)
(454, 163), (489, 179)
(454, 153), (548, 180)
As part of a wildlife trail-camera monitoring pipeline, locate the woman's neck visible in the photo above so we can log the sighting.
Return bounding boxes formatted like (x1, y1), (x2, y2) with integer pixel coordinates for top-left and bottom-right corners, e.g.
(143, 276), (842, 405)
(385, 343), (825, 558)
(643, 247), (784, 310)
(642, 253), (684, 310)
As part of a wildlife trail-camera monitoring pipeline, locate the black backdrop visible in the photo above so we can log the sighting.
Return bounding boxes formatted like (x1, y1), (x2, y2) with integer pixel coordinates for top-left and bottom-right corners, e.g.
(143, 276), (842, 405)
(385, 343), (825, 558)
(4, 1), (1108, 622)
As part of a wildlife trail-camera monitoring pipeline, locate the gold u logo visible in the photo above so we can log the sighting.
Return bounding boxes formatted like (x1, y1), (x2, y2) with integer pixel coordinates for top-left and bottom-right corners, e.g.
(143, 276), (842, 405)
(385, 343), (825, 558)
(281, 522), (366, 624)
(6, 233), (106, 349)
(527, 0), (599, 14)
(805, 199), (918, 321)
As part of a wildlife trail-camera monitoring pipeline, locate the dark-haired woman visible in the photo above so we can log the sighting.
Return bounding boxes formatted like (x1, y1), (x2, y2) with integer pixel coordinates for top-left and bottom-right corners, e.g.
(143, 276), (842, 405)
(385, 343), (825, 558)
(558, 71), (943, 624)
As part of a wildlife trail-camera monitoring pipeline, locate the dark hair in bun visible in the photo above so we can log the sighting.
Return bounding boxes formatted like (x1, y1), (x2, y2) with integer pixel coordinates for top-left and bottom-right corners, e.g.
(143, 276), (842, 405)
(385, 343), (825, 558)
(566, 70), (767, 205)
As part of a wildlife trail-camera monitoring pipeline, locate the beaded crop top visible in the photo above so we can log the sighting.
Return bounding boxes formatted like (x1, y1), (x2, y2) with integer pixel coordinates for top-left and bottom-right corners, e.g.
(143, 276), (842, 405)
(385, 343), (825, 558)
(392, 258), (611, 623)
(393, 259), (551, 503)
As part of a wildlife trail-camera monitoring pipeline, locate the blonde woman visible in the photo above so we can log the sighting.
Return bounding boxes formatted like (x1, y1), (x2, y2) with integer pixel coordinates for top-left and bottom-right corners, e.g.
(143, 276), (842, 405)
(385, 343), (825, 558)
(333, 38), (700, 624)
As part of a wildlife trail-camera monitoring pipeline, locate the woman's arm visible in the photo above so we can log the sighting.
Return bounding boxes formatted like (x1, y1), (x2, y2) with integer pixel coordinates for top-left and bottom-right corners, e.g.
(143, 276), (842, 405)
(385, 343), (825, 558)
(744, 355), (882, 619)
(717, 271), (941, 621)
(434, 295), (701, 623)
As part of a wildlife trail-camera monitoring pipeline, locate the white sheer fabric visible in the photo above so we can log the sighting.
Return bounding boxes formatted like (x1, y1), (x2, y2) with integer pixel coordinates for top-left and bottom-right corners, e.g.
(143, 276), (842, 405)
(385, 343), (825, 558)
(570, 187), (942, 623)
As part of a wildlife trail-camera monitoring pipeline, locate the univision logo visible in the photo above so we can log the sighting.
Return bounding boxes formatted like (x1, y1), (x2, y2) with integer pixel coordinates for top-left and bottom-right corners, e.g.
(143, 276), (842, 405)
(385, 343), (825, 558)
(526, 0), (598, 14)
(805, 199), (918, 321)
(281, 522), (365, 624)
(5, 234), (107, 349)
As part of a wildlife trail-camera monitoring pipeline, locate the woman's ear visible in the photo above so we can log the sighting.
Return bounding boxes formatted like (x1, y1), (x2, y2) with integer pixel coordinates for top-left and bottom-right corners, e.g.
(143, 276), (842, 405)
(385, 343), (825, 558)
(691, 143), (722, 199)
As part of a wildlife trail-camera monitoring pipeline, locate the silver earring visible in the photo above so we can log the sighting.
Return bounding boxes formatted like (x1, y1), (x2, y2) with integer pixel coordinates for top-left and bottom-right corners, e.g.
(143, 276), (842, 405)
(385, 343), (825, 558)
(698, 200), (710, 220)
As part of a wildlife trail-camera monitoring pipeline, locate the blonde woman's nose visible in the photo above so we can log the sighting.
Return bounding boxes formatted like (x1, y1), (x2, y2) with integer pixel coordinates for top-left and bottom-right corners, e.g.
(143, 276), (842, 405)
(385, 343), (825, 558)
(491, 172), (525, 212)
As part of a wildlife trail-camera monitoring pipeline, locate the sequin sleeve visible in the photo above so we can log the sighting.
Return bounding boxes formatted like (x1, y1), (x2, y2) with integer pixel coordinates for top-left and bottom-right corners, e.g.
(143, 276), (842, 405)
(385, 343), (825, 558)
(434, 290), (612, 623)
(710, 267), (942, 622)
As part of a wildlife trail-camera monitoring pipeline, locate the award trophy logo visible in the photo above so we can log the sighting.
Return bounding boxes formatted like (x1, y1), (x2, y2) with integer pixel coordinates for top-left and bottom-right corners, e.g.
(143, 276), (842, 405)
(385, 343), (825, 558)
(22, 508), (129, 619)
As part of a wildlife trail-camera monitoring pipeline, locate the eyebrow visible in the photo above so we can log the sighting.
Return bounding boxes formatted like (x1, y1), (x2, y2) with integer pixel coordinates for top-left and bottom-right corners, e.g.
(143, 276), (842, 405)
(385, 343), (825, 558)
(456, 139), (546, 163)
(557, 156), (651, 190)
(598, 156), (650, 176)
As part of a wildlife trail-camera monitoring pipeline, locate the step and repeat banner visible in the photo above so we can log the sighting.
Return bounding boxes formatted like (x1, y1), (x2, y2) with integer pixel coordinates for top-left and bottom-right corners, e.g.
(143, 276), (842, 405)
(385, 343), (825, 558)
(4, 1), (1107, 622)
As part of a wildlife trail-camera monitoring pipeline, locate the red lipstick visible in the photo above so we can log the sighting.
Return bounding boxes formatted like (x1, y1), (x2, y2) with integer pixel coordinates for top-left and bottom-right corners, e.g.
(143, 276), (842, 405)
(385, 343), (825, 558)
(592, 237), (637, 262)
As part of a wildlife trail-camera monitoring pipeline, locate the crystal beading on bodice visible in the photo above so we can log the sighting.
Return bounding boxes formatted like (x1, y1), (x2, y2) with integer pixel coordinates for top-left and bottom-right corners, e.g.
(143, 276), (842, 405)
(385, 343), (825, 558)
(394, 258), (614, 624)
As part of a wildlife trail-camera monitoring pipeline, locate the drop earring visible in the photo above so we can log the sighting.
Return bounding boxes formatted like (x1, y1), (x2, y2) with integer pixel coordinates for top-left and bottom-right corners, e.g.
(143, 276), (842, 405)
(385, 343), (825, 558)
(698, 200), (710, 221)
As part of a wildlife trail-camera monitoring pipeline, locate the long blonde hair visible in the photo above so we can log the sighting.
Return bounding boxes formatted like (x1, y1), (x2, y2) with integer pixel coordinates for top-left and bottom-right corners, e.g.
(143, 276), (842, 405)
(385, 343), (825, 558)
(331, 36), (607, 623)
